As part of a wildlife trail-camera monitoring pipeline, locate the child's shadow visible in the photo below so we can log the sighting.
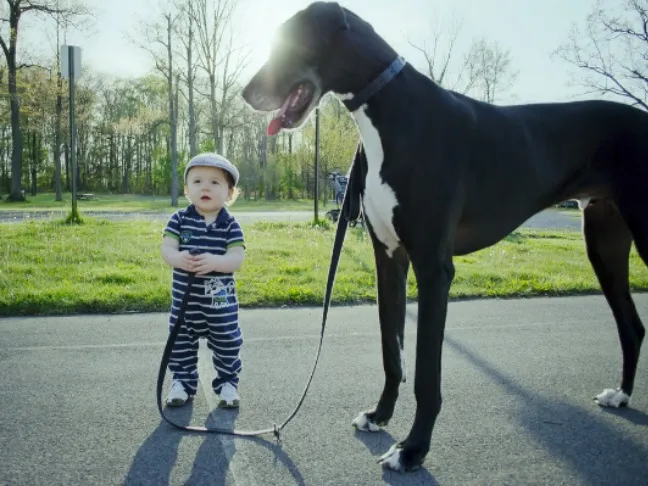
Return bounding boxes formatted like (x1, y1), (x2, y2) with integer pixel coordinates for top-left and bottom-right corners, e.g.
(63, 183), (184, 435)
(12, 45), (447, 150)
(124, 403), (196, 486)
(353, 428), (441, 485)
(188, 408), (307, 485)
(184, 407), (240, 484)
(125, 404), (306, 486)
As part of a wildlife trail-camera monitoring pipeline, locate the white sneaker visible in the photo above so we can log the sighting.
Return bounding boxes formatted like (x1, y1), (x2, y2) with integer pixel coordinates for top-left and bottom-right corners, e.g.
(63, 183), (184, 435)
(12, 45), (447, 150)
(166, 380), (190, 407)
(218, 382), (240, 408)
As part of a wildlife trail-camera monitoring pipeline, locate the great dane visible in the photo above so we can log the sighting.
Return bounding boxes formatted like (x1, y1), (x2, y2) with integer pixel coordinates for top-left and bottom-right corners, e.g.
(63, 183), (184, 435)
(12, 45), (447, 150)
(241, 1), (648, 472)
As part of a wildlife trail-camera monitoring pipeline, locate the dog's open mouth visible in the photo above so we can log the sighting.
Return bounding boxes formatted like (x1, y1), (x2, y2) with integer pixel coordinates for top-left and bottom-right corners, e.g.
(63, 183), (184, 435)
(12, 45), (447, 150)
(267, 82), (315, 136)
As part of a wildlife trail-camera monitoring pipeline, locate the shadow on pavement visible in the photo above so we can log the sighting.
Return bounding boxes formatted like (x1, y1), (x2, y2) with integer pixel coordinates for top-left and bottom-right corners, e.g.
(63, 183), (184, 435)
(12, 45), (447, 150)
(124, 403), (195, 485)
(353, 426), (440, 485)
(124, 404), (306, 485)
(444, 335), (648, 485)
(597, 406), (648, 426)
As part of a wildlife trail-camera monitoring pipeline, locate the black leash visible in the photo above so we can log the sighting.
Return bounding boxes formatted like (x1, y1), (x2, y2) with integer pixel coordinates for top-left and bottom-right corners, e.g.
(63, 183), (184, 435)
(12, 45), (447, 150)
(156, 144), (365, 442)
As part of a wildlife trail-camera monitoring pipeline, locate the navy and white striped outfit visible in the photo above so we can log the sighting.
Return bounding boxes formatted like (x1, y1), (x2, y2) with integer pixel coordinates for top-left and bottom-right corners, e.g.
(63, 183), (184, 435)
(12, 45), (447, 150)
(163, 205), (245, 396)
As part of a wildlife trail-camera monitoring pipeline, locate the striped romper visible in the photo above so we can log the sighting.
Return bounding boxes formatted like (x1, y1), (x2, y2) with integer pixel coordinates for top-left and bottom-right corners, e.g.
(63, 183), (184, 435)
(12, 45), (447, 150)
(163, 205), (245, 396)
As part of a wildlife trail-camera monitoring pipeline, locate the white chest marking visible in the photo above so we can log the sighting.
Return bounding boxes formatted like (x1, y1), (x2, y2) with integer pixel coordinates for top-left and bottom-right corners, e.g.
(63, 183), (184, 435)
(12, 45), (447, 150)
(350, 106), (401, 257)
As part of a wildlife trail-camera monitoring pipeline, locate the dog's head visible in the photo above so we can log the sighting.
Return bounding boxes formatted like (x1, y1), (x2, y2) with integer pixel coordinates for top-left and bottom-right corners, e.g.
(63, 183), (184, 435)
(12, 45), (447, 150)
(241, 1), (396, 136)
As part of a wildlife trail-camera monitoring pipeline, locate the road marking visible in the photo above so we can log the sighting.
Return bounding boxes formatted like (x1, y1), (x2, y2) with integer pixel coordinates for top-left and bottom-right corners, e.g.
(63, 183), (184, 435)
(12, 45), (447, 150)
(0, 320), (596, 352)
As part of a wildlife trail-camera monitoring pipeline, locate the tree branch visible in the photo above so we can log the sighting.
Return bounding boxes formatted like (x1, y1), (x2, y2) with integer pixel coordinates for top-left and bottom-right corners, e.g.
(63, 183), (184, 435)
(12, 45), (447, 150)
(17, 62), (49, 70)
(22, 2), (66, 15)
(0, 35), (9, 60)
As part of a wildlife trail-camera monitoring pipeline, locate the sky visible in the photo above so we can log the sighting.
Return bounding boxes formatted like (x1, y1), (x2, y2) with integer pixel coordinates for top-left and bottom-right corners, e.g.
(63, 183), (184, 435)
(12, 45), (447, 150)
(13, 0), (605, 105)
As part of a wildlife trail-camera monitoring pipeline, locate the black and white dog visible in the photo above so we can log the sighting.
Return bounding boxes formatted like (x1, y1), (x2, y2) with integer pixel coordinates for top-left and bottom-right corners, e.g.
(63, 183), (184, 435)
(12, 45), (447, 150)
(242, 1), (648, 472)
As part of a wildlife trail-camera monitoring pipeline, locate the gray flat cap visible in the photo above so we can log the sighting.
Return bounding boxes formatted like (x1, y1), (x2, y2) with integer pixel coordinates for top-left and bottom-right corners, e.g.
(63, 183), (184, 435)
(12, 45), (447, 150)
(183, 153), (239, 185)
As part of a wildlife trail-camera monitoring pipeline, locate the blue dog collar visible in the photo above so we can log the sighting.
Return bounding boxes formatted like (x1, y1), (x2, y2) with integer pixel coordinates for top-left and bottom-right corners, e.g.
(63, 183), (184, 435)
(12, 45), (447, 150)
(343, 56), (407, 112)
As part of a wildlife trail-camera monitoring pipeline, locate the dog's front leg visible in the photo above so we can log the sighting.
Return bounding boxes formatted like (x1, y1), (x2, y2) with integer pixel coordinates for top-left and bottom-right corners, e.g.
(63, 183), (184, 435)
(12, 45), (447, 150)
(353, 231), (409, 432)
(379, 256), (455, 472)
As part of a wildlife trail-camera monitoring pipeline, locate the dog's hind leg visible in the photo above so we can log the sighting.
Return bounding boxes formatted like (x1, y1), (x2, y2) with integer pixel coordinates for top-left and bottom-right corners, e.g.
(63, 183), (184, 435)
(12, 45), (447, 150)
(353, 227), (410, 432)
(583, 198), (645, 407)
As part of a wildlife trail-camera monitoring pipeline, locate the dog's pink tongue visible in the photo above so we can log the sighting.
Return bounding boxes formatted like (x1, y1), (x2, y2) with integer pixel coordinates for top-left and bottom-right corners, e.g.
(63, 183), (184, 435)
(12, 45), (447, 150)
(268, 116), (283, 136)
(267, 91), (296, 136)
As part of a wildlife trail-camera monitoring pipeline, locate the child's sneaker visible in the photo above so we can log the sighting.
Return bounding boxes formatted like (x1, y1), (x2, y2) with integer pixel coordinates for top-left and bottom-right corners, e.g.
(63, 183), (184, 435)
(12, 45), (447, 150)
(166, 380), (190, 407)
(218, 382), (240, 408)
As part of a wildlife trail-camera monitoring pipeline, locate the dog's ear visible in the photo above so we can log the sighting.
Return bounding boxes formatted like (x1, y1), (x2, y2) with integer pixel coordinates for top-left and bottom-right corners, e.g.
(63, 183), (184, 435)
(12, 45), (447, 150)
(308, 1), (349, 45)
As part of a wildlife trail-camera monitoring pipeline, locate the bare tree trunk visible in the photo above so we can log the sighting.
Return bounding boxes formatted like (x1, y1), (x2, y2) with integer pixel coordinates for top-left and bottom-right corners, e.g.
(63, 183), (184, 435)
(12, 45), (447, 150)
(5, 12), (23, 201)
(187, 9), (197, 157)
(218, 38), (230, 155)
(63, 140), (70, 191)
(54, 8), (63, 201)
(210, 72), (219, 152)
(30, 132), (37, 196)
(54, 73), (63, 199)
(167, 13), (179, 206)
(122, 132), (131, 193)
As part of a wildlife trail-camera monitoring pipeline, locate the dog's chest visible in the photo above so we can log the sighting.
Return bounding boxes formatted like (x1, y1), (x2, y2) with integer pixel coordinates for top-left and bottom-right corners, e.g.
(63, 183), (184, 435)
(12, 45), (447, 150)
(353, 109), (401, 257)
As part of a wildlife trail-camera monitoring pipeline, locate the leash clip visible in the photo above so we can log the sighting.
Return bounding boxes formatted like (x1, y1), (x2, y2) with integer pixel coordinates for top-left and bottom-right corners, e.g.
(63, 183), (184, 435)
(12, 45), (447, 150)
(273, 424), (282, 445)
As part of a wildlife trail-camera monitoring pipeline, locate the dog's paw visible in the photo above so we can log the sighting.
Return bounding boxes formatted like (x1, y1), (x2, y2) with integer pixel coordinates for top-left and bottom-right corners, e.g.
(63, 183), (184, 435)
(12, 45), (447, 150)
(378, 443), (404, 471)
(594, 388), (630, 408)
(377, 443), (423, 472)
(352, 411), (381, 432)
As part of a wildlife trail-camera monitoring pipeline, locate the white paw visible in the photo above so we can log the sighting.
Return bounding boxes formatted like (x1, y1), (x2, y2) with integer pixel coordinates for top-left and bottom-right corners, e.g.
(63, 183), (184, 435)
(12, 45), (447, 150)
(378, 444), (403, 471)
(594, 388), (630, 408)
(352, 411), (380, 432)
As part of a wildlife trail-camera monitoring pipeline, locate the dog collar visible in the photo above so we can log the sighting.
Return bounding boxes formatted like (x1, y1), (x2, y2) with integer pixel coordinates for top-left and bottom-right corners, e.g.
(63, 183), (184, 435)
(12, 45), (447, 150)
(343, 56), (407, 112)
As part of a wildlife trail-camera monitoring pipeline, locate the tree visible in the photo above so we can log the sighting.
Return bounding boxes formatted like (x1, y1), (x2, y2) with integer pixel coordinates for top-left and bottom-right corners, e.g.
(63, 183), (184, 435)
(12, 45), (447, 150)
(174, 0), (198, 158)
(0, 0), (88, 201)
(215, 24), (250, 157)
(463, 37), (518, 104)
(138, 6), (181, 206)
(191, 0), (235, 154)
(408, 16), (517, 103)
(556, 0), (647, 110)
(408, 18), (468, 91)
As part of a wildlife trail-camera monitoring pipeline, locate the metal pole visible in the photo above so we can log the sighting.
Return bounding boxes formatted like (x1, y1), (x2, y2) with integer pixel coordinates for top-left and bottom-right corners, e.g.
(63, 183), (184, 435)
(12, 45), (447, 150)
(68, 46), (77, 218)
(314, 106), (319, 222)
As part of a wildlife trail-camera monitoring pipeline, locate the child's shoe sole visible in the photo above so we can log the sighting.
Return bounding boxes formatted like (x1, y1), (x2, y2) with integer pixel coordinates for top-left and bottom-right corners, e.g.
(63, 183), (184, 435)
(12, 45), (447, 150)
(166, 395), (193, 407)
(218, 399), (239, 409)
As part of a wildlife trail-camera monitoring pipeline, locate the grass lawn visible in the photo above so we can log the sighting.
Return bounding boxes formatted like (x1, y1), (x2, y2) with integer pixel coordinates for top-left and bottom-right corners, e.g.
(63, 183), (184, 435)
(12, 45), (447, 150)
(1, 218), (648, 317)
(0, 192), (314, 213)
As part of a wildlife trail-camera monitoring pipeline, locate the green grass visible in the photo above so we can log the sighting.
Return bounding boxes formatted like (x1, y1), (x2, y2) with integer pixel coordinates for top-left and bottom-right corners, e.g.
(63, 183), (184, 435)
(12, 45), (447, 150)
(0, 192), (314, 212)
(1, 218), (648, 316)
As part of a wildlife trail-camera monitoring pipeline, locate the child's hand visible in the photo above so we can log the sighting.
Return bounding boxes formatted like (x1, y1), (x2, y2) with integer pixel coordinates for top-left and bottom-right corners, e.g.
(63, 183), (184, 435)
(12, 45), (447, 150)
(193, 253), (218, 275)
(177, 250), (197, 273)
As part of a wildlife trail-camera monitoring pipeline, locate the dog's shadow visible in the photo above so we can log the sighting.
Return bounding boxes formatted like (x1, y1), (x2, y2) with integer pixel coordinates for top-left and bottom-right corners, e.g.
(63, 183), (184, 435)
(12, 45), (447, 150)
(444, 335), (648, 484)
(598, 406), (648, 426)
(353, 429), (441, 485)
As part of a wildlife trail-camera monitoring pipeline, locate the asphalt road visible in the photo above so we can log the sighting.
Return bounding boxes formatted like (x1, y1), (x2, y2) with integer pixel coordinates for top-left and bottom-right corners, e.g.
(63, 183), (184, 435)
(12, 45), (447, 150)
(1, 295), (647, 485)
(0, 210), (315, 225)
(0, 207), (583, 232)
